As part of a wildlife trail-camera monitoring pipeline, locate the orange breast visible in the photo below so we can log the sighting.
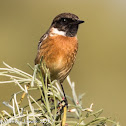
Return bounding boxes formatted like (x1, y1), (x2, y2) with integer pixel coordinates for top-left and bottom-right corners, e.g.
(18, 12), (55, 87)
(35, 35), (78, 82)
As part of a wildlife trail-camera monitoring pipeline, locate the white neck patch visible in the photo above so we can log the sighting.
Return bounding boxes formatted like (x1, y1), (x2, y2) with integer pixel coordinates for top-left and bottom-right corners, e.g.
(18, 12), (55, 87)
(50, 28), (66, 36)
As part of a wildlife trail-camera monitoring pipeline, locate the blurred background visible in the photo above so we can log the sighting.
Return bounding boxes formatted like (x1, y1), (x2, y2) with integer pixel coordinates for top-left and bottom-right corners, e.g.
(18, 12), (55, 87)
(0, 0), (126, 125)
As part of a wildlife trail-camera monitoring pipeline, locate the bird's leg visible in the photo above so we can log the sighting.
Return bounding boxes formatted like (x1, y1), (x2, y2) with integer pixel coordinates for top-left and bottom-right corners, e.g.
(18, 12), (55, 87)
(56, 83), (68, 113)
(60, 83), (68, 107)
(56, 83), (68, 125)
(60, 83), (67, 126)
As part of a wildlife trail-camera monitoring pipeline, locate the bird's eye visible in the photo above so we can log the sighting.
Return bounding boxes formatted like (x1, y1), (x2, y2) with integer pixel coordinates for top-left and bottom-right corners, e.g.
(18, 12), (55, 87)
(61, 18), (68, 24)
(63, 18), (67, 22)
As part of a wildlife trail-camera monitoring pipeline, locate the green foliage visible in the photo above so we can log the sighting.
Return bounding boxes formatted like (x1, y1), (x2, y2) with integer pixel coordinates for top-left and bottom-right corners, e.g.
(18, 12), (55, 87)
(0, 62), (120, 126)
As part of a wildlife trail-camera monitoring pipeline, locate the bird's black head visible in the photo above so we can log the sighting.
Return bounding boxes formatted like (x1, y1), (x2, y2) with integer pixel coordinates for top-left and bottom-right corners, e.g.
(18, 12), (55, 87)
(50, 13), (84, 37)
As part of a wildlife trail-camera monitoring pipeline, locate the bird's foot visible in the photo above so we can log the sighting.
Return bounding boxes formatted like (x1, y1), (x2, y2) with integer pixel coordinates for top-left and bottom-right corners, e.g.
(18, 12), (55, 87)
(57, 97), (68, 115)
(62, 97), (68, 108)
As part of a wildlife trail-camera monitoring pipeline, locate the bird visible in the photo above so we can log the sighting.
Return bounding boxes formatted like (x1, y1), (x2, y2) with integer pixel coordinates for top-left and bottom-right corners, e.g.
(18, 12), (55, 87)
(35, 13), (84, 104)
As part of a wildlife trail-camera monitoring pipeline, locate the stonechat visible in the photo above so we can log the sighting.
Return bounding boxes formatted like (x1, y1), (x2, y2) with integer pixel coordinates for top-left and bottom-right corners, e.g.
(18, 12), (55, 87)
(35, 13), (84, 103)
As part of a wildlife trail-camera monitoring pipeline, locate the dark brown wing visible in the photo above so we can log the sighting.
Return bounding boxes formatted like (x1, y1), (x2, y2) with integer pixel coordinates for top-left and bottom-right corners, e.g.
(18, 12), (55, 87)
(34, 32), (48, 65)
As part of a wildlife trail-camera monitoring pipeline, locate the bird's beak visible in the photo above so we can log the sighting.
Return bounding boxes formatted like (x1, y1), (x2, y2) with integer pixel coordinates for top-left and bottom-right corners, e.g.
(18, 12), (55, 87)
(77, 20), (84, 24)
(71, 20), (84, 25)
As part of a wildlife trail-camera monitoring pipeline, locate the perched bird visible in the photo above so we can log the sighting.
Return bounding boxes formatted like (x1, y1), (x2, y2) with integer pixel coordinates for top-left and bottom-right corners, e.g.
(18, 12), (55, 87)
(35, 13), (84, 102)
